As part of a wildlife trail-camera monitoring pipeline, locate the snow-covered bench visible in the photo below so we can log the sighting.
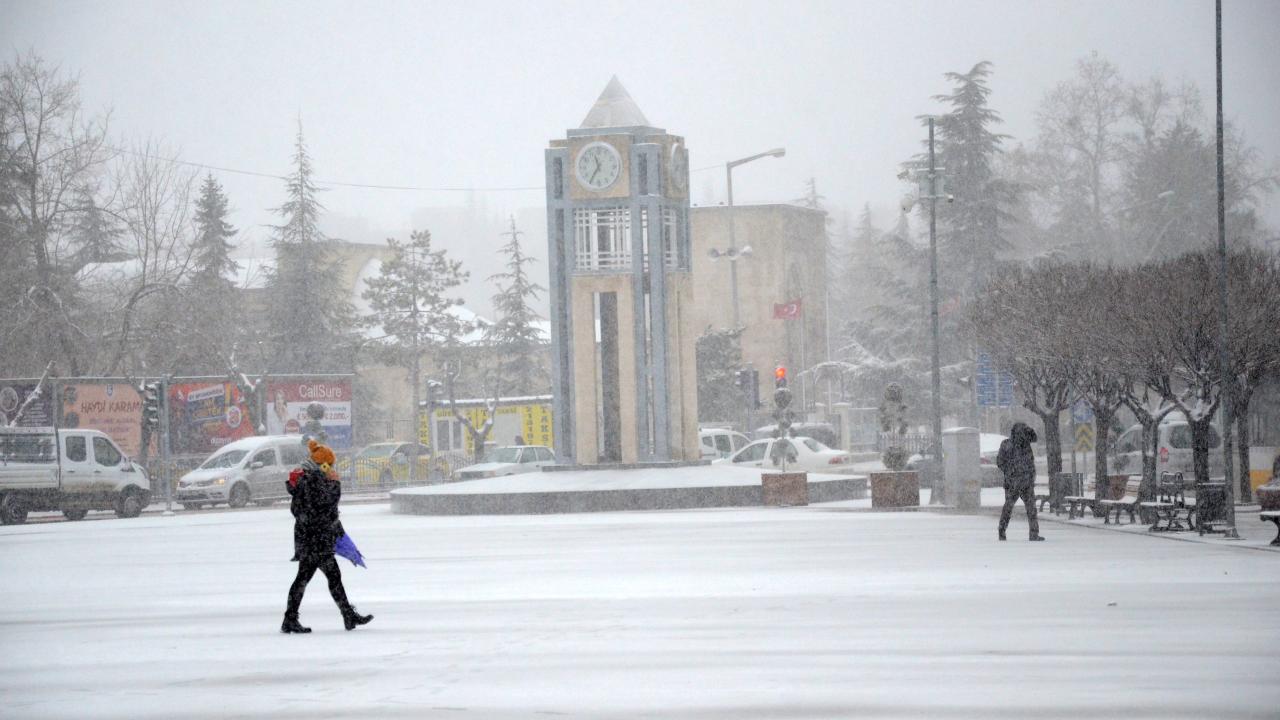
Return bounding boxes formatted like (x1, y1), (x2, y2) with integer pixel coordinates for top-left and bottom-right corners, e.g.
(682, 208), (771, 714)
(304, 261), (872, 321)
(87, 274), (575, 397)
(1098, 476), (1144, 525)
(1260, 511), (1280, 547)
(1139, 472), (1193, 532)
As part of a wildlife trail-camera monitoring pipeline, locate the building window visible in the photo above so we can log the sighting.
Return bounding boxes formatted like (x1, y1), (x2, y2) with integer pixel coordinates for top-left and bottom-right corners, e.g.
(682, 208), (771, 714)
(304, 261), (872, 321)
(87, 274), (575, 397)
(574, 207), (631, 271)
(640, 206), (679, 270)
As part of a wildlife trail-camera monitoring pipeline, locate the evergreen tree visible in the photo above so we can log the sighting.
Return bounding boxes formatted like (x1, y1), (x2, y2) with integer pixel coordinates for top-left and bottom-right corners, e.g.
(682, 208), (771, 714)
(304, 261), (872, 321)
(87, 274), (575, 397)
(696, 327), (745, 424)
(930, 61), (1018, 301)
(484, 217), (548, 396)
(361, 229), (469, 367)
(184, 173), (241, 369)
(68, 188), (124, 266)
(264, 121), (353, 372)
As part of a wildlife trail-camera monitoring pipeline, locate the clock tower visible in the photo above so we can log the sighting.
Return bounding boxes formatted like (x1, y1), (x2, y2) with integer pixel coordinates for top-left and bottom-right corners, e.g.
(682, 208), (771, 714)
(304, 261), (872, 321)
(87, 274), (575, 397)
(544, 77), (698, 465)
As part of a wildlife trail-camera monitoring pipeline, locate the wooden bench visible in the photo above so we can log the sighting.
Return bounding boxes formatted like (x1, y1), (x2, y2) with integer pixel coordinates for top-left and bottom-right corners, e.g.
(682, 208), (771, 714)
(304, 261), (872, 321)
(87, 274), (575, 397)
(1139, 472), (1192, 532)
(1098, 476), (1144, 525)
(1260, 511), (1280, 547)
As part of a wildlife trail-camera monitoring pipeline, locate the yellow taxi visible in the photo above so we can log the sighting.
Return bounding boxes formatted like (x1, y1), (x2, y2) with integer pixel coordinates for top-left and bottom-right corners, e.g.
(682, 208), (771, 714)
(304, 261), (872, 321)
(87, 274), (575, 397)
(339, 442), (434, 487)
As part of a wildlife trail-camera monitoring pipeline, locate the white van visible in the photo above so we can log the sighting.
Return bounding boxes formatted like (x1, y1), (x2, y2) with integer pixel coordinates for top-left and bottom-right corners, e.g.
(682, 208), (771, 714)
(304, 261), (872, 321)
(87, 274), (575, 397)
(0, 427), (152, 524)
(1112, 419), (1224, 483)
(699, 428), (751, 461)
(176, 435), (307, 510)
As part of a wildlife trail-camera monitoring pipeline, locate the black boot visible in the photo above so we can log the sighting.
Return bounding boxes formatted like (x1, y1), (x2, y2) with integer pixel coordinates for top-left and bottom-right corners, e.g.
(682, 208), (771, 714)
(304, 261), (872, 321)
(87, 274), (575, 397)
(1029, 534), (1046, 541)
(281, 614), (311, 634)
(998, 530), (1007, 541)
(342, 605), (373, 631)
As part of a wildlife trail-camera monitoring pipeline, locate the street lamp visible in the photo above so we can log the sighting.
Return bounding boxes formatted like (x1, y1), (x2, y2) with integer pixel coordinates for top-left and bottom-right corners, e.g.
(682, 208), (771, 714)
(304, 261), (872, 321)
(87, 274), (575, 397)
(903, 117), (947, 504)
(725, 148), (786, 329)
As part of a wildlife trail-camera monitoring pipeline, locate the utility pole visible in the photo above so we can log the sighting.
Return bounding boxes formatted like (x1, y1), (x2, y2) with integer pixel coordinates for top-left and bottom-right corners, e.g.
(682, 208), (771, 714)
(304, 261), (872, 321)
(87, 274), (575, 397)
(160, 376), (173, 516)
(407, 242), (423, 486)
(1214, 0), (1238, 537)
(926, 117), (945, 505)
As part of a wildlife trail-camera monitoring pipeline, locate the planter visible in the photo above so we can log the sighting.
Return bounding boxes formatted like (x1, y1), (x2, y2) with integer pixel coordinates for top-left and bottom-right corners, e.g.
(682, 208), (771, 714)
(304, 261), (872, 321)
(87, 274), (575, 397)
(762, 472), (808, 506)
(1256, 483), (1280, 512)
(870, 471), (919, 508)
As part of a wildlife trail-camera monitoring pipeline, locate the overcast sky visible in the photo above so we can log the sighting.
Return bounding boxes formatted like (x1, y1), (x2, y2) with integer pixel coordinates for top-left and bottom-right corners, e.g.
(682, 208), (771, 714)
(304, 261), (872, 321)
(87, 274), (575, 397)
(5, 0), (1278, 314)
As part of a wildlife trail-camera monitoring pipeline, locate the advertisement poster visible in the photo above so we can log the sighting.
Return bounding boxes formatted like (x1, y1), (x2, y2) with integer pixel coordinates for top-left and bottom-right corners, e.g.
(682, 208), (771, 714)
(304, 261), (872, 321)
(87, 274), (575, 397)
(57, 381), (156, 459)
(265, 377), (352, 450)
(167, 381), (255, 455)
(0, 380), (55, 427)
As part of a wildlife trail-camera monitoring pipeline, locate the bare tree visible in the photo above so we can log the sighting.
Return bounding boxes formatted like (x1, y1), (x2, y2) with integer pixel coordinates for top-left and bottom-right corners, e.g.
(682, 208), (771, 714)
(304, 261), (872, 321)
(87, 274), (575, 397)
(0, 51), (112, 376)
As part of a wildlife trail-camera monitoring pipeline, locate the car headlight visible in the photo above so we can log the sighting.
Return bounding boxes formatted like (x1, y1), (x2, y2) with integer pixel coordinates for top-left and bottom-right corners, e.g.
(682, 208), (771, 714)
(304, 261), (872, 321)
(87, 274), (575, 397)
(214, 477), (226, 485)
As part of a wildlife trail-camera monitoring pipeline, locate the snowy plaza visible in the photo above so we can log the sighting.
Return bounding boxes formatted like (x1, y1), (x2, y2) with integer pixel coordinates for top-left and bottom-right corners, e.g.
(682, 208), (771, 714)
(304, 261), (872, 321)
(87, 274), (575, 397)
(2, 497), (1278, 719)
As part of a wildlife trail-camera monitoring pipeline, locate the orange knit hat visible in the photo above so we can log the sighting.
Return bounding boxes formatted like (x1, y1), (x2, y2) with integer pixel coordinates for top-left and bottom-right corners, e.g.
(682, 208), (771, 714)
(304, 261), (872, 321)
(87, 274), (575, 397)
(308, 439), (336, 468)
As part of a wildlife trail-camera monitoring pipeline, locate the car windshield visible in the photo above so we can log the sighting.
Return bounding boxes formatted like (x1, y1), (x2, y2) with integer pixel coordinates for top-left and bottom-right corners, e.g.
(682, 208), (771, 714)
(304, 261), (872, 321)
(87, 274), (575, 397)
(358, 445), (397, 459)
(801, 438), (826, 452)
(199, 449), (248, 469)
(489, 448), (522, 463)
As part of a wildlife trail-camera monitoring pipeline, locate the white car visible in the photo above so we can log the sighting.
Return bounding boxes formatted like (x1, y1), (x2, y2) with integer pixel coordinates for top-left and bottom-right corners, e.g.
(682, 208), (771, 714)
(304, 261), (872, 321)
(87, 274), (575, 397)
(699, 428), (751, 460)
(176, 435), (307, 510)
(454, 445), (556, 481)
(717, 436), (852, 472)
(1112, 419), (1223, 484)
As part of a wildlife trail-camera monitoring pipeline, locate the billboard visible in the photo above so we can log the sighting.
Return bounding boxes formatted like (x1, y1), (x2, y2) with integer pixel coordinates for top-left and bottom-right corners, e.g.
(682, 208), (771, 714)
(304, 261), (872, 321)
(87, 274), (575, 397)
(167, 380), (256, 455)
(56, 381), (157, 459)
(265, 377), (353, 450)
(0, 380), (55, 427)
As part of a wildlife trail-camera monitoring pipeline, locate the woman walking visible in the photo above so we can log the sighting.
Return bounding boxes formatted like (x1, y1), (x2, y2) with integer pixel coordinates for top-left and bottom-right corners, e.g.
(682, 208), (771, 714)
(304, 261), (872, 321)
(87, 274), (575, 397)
(281, 439), (373, 633)
(997, 422), (1045, 542)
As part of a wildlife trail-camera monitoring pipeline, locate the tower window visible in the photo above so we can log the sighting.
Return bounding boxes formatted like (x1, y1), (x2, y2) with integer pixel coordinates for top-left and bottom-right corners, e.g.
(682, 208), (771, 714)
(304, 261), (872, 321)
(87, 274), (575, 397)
(574, 208), (631, 271)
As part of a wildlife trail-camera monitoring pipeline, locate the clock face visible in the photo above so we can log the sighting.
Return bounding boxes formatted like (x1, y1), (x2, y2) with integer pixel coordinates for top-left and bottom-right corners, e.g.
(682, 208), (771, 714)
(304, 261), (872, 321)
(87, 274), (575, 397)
(576, 142), (621, 191)
(670, 143), (688, 193)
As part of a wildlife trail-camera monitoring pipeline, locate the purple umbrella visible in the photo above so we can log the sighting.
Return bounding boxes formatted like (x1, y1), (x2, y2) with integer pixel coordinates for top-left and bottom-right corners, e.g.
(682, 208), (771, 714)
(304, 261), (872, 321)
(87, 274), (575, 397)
(334, 533), (367, 568)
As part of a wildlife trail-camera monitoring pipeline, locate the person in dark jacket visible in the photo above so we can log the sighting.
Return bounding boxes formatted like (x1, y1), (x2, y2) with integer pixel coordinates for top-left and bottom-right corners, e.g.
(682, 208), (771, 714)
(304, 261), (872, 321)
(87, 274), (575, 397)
(286, 465), (305, 561)
(281, 439), (373, 634)
(996, 422), (1044, 542)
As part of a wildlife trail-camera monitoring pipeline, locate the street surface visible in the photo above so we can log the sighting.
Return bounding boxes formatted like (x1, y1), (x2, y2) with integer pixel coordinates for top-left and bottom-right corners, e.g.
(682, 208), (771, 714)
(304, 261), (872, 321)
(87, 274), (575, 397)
(2, 502), (1277, 719)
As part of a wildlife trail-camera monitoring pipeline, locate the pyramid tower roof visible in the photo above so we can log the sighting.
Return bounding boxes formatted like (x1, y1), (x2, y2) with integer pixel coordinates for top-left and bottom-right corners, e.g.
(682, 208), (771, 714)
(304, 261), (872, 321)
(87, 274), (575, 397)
(579, 76), (652, 129)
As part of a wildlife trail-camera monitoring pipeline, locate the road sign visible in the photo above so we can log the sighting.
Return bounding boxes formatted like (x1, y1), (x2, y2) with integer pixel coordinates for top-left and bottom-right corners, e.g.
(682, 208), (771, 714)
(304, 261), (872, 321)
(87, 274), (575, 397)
(1072, 400), (1094, 424)
(975, 352), (1015, 408)
(1075, 423), (1095, 452)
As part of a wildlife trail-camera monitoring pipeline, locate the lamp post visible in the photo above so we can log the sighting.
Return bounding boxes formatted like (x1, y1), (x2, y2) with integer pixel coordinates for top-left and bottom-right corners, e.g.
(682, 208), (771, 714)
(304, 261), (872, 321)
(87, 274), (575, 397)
(1214, 0), (1238, 536)
(900, 118), (947, 504)
(724, 148), (786, 329)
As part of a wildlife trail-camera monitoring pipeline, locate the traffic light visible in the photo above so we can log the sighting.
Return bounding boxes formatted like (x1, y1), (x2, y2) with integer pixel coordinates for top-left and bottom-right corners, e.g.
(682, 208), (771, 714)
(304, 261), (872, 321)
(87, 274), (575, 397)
(748, 368), (761, 409)
(774, 366), (787, 389)
(142, 382), (162, 430)
(772, 366), (793, 438)
(733, 369), (746, 389)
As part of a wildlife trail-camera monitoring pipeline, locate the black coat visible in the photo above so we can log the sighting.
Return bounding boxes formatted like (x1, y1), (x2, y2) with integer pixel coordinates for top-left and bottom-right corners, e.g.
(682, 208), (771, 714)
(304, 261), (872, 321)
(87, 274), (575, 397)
(997, 422), (1038, 488)
(289, 463), (345, 560)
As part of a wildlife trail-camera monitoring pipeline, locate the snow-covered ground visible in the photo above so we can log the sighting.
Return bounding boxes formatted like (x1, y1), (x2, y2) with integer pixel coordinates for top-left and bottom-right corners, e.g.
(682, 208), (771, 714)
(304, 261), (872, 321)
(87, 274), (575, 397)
(2, 502), (1277, 719)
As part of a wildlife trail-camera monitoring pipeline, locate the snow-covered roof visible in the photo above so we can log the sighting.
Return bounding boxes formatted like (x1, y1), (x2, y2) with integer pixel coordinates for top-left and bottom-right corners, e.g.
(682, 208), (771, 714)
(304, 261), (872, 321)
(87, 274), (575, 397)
(579, 76), (651, 129)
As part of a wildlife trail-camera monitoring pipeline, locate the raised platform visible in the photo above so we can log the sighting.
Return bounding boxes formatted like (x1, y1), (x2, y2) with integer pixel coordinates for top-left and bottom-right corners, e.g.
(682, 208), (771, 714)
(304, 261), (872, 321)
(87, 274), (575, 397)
(390, 464), (868, 516)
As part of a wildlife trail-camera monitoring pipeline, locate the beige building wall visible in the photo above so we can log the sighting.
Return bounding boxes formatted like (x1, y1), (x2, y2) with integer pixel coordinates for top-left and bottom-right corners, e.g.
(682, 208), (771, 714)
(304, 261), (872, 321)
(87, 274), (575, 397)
(689, 205), (829, 389)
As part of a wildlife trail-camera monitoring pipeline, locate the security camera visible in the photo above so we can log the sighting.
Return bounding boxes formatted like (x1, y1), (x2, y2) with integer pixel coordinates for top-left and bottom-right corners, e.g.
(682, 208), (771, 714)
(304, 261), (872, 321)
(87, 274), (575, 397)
(946, 194), (955, 204)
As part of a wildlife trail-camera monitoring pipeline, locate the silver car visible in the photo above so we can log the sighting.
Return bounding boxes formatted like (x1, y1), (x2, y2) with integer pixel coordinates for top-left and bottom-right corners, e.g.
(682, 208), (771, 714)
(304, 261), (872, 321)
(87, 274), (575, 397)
(455, 446), (556, 481)
(177, 435), (308, 509)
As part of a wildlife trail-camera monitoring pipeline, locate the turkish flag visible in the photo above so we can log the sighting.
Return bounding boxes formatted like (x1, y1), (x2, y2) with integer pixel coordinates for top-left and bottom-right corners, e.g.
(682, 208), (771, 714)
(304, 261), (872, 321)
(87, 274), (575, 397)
(773, 299), (802, 320)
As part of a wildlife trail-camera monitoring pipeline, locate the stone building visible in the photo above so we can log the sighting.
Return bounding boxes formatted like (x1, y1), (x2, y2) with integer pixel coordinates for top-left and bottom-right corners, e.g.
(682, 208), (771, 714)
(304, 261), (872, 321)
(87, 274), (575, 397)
(688, 204), (830, 411)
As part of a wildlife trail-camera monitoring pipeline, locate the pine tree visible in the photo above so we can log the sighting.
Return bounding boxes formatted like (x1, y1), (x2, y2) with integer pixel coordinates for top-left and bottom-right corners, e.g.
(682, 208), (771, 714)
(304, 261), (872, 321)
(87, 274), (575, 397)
(264, 121), (353, 372)
(184, 173), (241, 369)
(484, 217), (548, 396)
(68, 188), (123, 266)
(362, 229), (469, 469)
(930, 61), (1018, 301)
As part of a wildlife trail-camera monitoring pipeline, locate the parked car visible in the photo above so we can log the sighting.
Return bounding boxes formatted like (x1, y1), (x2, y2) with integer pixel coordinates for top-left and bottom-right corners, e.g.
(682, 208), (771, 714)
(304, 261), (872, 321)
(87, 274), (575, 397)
(752, 422), (839, 448)
(339, 441), (434, 486)
(176, 435), (306, 510)
(0, 426), (152, 524)
(454, 445), (556, 481)
(1112, 419), (1223, 484)
(699, 428), (751, 460)
(716, 436), (852, 472)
